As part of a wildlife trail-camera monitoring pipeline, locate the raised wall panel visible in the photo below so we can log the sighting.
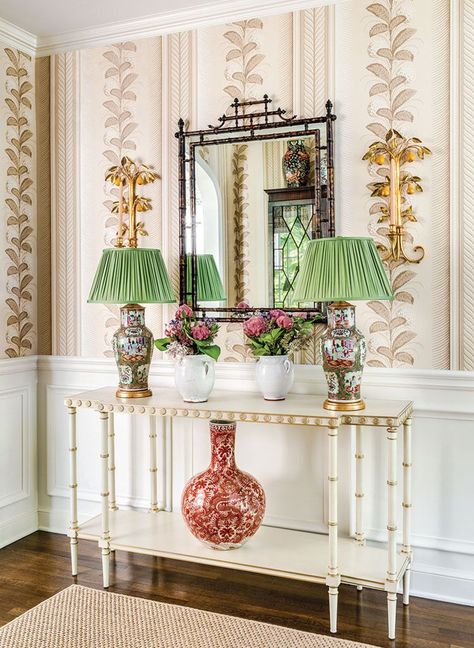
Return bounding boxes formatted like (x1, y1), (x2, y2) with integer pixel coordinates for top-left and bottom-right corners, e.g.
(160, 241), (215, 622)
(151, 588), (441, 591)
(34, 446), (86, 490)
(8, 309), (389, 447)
(0, 359), (37, 548)
(0, 390), (28, 507)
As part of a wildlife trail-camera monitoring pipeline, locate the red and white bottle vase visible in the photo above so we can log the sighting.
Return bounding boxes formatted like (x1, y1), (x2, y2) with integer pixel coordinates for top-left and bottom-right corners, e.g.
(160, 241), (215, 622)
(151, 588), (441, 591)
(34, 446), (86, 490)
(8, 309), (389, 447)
(181, 420), (266, 550)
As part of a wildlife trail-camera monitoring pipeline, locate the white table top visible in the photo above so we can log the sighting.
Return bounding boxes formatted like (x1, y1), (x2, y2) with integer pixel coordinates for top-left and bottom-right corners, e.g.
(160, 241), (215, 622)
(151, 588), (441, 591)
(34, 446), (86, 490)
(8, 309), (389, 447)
(65, 386), (413, 427)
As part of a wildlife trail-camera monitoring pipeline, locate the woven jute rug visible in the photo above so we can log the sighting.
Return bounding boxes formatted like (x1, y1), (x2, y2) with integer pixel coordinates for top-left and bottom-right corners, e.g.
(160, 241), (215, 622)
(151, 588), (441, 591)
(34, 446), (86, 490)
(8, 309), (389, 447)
(0, 584), (378, 648)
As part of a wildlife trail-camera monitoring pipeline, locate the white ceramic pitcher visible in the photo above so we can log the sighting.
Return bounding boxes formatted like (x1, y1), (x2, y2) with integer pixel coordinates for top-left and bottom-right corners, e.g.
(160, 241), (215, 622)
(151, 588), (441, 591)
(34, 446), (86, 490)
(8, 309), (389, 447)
(255, 355), (294, 401)
(175, 355), (216, 402)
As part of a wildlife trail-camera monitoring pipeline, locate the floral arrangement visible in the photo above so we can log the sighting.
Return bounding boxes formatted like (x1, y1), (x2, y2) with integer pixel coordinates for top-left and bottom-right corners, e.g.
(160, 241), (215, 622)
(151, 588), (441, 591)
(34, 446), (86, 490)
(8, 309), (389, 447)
(155, 304), (221, 360)
(243, 310), (315, 357)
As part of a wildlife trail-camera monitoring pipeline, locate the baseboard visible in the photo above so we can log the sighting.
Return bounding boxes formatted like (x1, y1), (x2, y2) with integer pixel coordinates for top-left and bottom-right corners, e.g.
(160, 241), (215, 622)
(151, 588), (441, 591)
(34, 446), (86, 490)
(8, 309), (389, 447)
(0, 510), (38, 549)
(411, 564), (474, 607)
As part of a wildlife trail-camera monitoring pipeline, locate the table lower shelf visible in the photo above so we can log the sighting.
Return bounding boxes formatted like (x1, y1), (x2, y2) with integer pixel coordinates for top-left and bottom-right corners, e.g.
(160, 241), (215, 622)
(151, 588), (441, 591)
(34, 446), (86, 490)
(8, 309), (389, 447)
(78, 510), (410, 589)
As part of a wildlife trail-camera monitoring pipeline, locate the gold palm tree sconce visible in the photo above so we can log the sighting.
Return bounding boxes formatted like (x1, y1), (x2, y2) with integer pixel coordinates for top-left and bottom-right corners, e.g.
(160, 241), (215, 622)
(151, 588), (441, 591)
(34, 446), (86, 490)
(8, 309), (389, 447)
(106, 156), (159, 248)
(363, 129), (431, 264)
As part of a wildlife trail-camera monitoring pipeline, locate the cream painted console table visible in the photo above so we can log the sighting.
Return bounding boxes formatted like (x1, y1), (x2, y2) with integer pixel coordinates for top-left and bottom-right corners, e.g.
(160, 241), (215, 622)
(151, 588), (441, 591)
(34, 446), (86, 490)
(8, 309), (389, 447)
(65, 387), (413, 640)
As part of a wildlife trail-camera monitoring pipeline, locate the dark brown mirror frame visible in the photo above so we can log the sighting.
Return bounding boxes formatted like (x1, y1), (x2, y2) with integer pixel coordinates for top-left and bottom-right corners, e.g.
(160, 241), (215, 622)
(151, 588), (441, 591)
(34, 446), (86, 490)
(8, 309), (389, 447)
(176, 95), (336, 322)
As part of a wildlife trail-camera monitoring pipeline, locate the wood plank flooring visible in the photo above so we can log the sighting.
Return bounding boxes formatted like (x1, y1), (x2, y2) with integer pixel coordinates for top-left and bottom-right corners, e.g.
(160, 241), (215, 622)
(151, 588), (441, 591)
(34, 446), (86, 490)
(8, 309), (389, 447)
(0, 531), (472, 648)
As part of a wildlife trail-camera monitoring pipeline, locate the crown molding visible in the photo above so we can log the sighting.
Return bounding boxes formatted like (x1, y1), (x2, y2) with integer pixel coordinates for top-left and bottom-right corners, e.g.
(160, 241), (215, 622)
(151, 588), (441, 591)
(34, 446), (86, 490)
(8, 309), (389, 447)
(0, 16), (37, 56)
(35, 0), (347, 57)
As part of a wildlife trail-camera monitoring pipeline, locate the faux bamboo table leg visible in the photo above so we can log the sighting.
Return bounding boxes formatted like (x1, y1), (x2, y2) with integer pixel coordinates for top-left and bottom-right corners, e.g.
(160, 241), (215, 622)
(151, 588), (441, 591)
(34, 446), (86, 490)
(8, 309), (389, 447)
(327, 420), (340, 634)
(149, 416), (159, 512)
(68, 406), (78, 576)
(386, 425), (398, 640)
(355, 425), (365, 590)
(99, 411), (111, 588)
(402, 417), (412, 605)
(108, 413), (118, 511)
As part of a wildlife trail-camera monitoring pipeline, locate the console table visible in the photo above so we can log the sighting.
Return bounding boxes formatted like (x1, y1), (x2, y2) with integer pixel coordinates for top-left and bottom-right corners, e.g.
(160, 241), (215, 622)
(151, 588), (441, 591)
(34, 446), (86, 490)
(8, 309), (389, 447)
(65, 387), (413, 640)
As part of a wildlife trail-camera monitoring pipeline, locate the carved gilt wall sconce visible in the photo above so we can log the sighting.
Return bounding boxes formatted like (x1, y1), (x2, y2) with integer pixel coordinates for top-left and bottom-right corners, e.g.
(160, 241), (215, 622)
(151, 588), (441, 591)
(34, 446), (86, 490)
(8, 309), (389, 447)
(105, 156), (159, 248)
(363, 129), (431, 264)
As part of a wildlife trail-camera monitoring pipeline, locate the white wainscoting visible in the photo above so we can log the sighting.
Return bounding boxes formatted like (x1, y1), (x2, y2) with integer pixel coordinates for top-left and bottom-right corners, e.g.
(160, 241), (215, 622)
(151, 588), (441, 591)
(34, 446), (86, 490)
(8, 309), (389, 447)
(0, 357), (38, 548)
(33, 356), (474, 606)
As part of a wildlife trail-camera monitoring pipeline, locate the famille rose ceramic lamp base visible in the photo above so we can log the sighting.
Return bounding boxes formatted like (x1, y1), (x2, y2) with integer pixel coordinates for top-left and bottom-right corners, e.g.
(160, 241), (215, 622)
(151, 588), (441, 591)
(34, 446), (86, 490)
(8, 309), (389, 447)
(293, 237), (393, 411)
(88, 248), (175, 399)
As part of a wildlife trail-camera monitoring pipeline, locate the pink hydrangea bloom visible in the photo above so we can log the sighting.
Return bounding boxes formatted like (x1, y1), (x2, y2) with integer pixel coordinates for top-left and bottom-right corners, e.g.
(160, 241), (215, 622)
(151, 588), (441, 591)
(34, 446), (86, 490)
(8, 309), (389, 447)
(269, 309), (286, 320)
(176, 304), (193, 319)
(191, 323), (211, 340)
(165, 321), (182, 337)
(243, 316), (267, 337)
(236, 300), (250, 309)
(293, 311), (308, 319)
(276, 314), (293, 329)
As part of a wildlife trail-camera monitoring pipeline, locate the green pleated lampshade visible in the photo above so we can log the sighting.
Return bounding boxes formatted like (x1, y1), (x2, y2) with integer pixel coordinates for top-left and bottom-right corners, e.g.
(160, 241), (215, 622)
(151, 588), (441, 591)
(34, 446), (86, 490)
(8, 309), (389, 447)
(186, 254), (226, 302)
(88, 248), (176, 304)
(293, 237), (393, 302)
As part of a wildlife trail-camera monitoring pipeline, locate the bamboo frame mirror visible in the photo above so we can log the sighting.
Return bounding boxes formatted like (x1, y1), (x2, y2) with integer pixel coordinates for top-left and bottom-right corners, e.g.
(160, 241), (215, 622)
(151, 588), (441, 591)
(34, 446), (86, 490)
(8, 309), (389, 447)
(177, 95), (336, 321)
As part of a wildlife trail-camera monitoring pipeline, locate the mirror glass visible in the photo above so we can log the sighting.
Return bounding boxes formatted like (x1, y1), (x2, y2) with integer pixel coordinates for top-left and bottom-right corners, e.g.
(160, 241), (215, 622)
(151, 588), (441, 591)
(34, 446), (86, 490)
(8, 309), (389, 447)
(185, 132), (329, 311)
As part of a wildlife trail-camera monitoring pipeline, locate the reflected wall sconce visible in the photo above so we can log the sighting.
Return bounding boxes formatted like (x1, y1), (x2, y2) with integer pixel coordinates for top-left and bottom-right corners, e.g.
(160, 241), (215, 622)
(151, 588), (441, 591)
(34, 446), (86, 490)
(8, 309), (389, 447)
(363, 129), (431, 264)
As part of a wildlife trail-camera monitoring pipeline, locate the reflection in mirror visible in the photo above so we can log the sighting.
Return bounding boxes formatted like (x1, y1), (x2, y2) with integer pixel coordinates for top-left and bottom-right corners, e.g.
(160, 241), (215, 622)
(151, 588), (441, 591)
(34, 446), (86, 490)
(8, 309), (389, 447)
(193, 136), (328, 309)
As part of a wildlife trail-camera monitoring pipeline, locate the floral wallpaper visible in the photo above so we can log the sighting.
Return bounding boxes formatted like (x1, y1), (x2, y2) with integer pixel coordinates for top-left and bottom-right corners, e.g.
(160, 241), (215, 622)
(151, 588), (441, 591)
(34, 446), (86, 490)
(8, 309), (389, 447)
(102, 42), (139, 356)
(1, 46), (36, 358)
(47, 3), (451, 369)
(365, 0), (418, 367)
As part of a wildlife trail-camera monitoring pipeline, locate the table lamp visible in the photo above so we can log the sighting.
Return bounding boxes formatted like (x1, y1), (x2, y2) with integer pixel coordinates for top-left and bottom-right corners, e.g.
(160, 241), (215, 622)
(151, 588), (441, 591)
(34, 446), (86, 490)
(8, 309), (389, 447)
(186, 254), (226, 302)
(293, 237), (393, 411)
(88, 157), (175, 399)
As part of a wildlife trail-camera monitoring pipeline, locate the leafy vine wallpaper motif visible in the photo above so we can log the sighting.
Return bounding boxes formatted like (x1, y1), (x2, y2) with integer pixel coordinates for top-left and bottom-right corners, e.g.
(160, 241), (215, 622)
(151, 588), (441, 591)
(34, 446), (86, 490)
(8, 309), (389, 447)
(221, 20), (265, 361)
(231, 144), (249, 304)
(3, 48), (35, 358)
(223, 19), (265, 103)
(101, 42), (139, 356)
(365, 1), (418, 367)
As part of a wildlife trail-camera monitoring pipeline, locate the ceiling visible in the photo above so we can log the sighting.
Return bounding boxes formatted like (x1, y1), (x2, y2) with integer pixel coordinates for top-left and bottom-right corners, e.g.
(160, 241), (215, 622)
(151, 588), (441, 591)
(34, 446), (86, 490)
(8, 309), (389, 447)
(0, 0), (344, 55)
(0, 0), (218, 37)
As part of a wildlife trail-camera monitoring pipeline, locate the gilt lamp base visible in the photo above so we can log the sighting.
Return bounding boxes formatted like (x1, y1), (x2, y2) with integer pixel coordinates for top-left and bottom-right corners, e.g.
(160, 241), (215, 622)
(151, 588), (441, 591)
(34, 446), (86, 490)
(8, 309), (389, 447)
(323, 398), (366, 412)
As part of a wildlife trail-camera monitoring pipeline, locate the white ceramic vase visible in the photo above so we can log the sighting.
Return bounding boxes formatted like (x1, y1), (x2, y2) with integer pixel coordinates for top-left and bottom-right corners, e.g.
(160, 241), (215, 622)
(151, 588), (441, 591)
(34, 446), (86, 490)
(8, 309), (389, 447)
(175, 355), (216, 402)
(255, 355), (294, 401)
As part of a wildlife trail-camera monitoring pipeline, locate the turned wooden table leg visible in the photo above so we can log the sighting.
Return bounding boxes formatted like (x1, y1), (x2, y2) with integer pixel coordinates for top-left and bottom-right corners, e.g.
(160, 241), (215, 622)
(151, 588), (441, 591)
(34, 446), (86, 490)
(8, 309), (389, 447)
(327, 420), (340, 634)
(99, 410), (111, 588)
(402, 417), (412, 605)
(386, 425), (399, 640)
(68, 406), (78, 576)
(149, 415), (159, 512)
(108, 412), (118, 511)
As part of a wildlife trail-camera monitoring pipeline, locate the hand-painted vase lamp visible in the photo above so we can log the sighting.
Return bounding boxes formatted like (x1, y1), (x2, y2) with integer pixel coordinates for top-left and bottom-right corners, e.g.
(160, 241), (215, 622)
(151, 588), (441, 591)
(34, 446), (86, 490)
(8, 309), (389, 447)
(88, 156), (175, 399)
(293, 237), (393, 411)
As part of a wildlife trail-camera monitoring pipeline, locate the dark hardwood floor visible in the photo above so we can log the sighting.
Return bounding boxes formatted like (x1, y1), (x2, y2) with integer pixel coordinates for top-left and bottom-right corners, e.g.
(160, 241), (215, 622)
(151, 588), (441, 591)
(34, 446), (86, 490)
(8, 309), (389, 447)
(0, 531), (472, 647)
